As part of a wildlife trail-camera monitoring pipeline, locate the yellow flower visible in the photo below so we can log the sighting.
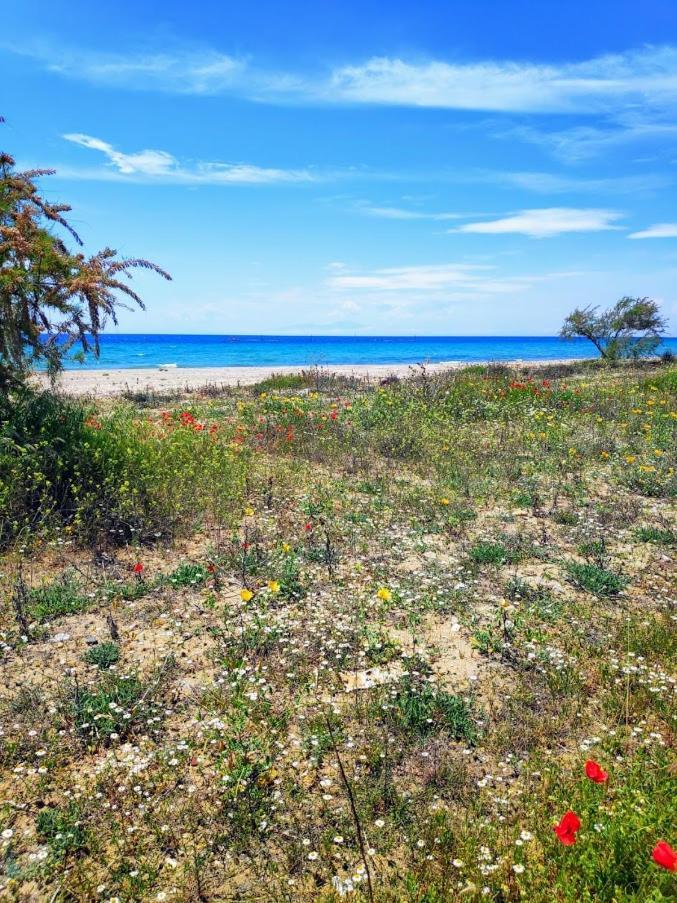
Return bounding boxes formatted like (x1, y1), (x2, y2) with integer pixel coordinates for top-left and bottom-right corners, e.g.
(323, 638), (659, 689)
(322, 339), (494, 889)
(244, 506), (255, 516)
(268, 580), (281, 594)
(625, 455), (637, 464)
(282, 542), (292, 553)
(240, 588), (254, 602)
(600, 451), (610, 459)
(439, 497), (450, 506)
(376, 587), (392, 602)
(259, 392), (267, 399)
(639, 465), (656, 473)
(654, 449), (664, 457)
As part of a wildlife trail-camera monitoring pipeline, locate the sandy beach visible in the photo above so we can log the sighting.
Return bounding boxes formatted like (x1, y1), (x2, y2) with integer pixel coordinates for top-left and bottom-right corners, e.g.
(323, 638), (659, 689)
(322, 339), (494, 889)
(32, 358), (587, 395)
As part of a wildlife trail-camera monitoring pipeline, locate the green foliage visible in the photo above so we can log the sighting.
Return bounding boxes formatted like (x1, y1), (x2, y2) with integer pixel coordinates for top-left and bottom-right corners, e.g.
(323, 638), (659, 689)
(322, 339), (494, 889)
(566, 561), (627, 596)
(561, 297), (667, 361)
(83, 642), (120, 670)
(387, 675), (475, 741)
(469, 540), (521, 565)
(634, 525), (675, 545)
(0, 387), (248, 548)
(28, 574), (89, 622)
(168, 562), (209, 587)
(36, 804), (88, 858)
(69, 668), (170, 746)
(0, 135), (169, 386)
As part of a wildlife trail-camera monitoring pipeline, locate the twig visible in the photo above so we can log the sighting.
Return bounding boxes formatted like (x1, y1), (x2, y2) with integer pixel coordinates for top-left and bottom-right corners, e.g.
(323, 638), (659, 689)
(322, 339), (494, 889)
(324, 714), (375, 903)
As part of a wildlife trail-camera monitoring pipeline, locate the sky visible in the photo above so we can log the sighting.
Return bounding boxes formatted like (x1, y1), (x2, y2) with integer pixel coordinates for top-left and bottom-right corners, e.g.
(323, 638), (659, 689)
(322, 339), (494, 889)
(3, 0), (677, 335)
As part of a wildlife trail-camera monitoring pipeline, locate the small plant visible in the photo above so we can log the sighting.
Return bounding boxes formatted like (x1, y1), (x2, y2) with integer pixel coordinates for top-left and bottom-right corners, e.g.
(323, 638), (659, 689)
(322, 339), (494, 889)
(83, 642), (120, 670)
(634, 525), (675, 545)
(70, 662), (172, 745)
(388, 675), (475, 741)
(469, 540), (522, 565)
(37, 804), (88, 858)
(168, 562), (209, 587)
(552, 509), (578, 525)
(28, 575), (90, 622)
(566, 560), (627, 596)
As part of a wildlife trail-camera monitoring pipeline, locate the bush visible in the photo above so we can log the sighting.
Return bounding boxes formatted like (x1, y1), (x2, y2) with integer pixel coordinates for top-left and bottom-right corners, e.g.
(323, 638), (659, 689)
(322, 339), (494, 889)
(0, 386), (247, 548)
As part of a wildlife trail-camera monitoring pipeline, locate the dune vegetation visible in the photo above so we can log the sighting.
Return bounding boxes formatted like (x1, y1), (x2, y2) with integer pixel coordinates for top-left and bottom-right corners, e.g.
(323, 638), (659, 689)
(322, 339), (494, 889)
(0, 360), (675, 901)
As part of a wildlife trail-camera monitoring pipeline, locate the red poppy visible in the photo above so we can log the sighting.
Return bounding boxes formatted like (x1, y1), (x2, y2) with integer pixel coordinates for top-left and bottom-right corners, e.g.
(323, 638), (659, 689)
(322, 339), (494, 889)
(554, 810), (581, 845)
(585, 759), (608, 784)
(304, 522), (313, 532)
(652, 841), (677, 872)
(133, 562), (144, 575)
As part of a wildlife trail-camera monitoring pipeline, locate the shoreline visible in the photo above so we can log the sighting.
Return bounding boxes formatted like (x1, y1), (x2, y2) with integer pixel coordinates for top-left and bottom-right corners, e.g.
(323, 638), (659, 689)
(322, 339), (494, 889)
(33, 358), (597, 396)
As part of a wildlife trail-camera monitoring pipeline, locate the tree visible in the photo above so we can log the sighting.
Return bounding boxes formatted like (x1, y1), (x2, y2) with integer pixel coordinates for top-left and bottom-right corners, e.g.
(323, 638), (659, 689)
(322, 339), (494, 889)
(0, 121), (170, 388)
(560, 297), (667, 361)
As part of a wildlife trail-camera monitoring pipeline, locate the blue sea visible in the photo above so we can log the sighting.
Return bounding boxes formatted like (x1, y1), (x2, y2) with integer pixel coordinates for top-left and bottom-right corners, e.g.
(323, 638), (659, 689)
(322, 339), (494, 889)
(57, 334), (677, 370)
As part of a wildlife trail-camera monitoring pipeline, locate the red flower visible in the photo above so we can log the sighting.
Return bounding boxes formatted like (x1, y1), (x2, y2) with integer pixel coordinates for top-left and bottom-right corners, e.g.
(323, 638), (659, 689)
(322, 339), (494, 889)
(554, 810), (581, 845)
(330, 411), (338, 420)
(304, 522), (313, 532)
(652, 841), (677, 872)
(585, 759), (608, 784)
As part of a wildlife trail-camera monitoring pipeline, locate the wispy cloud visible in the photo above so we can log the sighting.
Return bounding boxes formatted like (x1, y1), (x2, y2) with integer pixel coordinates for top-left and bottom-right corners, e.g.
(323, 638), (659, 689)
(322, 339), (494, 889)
(326, 46), (677, 113)
(512, 118), (677, 162)
(48, 49), (247, 94)
(327, 262), (581, 293)
(356, 203), (465, 220)
(452, 207), (624, 238)
(11, 42), (677, 116)
(493, 170), (671, 194)
(628, 223), (677, 239)
(62, 133), (317, 184)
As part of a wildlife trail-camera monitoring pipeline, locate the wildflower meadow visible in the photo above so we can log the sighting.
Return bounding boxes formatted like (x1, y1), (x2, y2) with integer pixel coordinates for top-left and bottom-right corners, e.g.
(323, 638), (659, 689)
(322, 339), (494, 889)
(0, 360), (675, 901)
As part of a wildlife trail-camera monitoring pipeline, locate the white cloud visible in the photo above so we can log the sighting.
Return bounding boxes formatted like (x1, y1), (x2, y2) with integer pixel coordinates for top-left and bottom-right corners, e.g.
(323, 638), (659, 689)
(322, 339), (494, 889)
(628, 223), (677, 239)
(513, 118), (677, 162)
(357, 204), (464, 220)
(453, 208), (624, 238)
(14, 42), (677, 115)
(62, 133), (316, 184)
(494, 170), (670, 194)
(64, 133), (177, 175)
(327, 262), (580, 294)
(52, 50), (246, 94)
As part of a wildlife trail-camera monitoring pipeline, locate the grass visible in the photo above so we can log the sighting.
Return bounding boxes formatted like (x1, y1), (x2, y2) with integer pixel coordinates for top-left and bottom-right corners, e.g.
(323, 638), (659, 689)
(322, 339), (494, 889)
(0, 360), (675, 901)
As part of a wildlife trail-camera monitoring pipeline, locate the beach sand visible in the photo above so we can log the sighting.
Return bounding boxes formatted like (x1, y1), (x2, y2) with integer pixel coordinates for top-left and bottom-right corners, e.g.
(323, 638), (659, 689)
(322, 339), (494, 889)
(33, 359), (585, 396)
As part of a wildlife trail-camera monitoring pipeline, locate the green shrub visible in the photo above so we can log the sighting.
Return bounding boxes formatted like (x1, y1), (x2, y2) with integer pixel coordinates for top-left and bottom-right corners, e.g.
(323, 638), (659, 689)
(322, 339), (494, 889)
(0, 386), (247, 549)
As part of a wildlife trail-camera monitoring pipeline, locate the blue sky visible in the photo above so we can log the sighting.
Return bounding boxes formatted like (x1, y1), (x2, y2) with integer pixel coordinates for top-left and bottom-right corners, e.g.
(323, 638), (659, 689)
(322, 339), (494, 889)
(3, 0), (677, 335)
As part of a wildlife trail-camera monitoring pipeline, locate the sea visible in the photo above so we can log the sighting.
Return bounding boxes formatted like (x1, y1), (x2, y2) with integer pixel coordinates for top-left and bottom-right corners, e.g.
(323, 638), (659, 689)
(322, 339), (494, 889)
(55, 334), (677, 370)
